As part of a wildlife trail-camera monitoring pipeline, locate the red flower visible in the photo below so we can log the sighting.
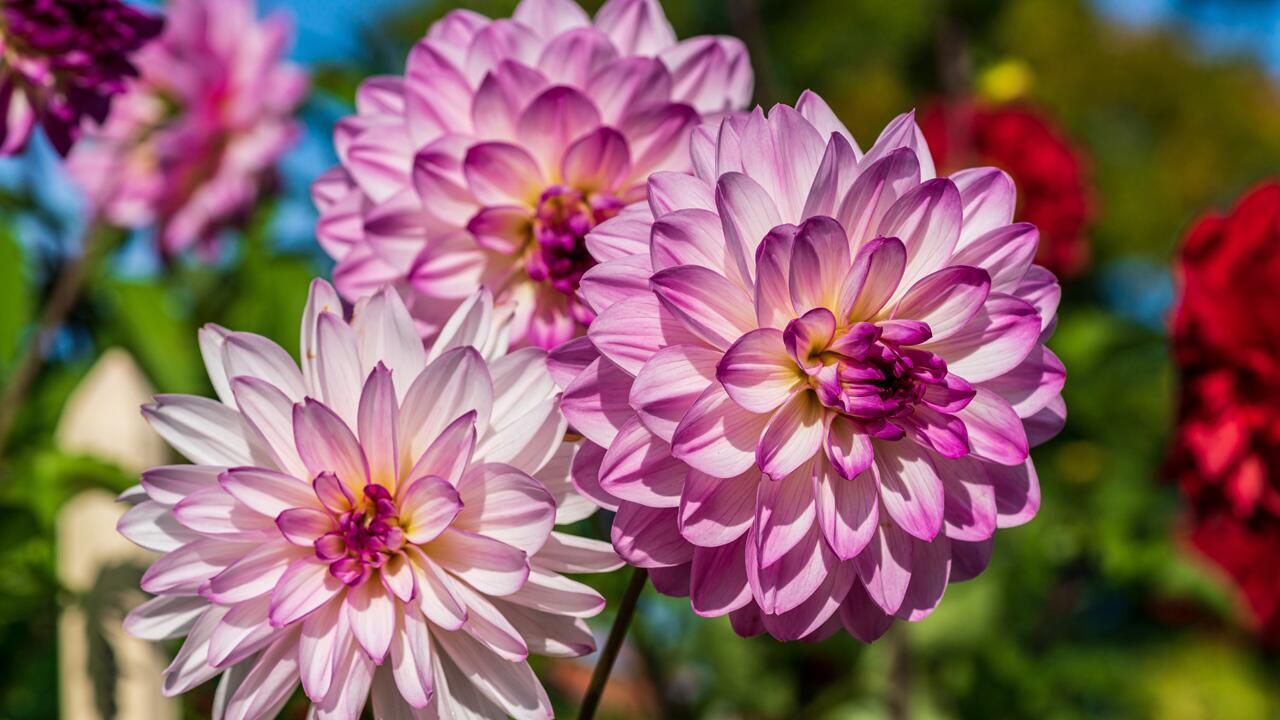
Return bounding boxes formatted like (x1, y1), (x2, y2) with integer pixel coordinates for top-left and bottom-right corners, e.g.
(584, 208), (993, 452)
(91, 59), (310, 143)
(1171, 182), (1280, 638)
(921, 102), (1092, 278)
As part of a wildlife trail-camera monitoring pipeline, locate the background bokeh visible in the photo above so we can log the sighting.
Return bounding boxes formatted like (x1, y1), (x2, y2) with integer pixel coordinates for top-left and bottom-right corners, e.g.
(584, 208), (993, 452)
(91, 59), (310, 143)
(2, 0), (1280, 718)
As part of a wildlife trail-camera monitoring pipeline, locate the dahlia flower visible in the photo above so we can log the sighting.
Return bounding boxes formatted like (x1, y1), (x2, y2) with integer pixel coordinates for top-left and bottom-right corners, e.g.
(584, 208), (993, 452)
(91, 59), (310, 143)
(0, 0), (162, 155)
(555, 93), (1065, 641)
(1170, 181), (1280, 638)
(314, 0), (752, 348)
(118, 280), (619, 719)
(67, 0), (306, 256)
(921, 101), (1092, 278)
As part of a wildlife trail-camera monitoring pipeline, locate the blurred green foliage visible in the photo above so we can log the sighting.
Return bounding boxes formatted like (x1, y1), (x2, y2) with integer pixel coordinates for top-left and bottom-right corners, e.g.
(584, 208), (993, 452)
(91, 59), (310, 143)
(0, 0), (1278, 718)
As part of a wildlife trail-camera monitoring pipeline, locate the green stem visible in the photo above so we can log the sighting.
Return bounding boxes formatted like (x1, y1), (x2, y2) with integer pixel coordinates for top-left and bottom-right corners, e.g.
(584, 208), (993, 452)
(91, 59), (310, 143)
(579, 567), (648, 720)
(0, 221), (104, 460)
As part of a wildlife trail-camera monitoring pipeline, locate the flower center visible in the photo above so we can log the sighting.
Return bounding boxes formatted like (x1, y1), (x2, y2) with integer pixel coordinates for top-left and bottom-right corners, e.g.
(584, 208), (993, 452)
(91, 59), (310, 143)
(526, 185), (621, 297)
(315, 484), (405, 587)
(787, 309), (967, 440)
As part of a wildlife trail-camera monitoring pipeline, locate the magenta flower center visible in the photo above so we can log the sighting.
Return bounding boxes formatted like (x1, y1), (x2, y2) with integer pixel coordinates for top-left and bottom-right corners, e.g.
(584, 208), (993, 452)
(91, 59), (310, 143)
(315, 483), (405, 587)
(787, 308), (970, 441)
(526, 185), (621, 296)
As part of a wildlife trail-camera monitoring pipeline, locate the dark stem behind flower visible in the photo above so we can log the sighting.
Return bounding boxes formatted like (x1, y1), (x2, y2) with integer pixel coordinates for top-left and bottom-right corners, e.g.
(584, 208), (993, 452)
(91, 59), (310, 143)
(578, 566), (648, 720)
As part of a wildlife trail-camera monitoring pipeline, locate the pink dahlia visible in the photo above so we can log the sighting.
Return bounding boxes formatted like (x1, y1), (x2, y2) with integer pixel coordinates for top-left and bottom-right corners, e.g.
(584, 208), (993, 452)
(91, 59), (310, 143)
(67, 0), (306, 256)
(118, 280), (619, 719)
(314, 0), (752, 348)
(555, 93), (1066, 642)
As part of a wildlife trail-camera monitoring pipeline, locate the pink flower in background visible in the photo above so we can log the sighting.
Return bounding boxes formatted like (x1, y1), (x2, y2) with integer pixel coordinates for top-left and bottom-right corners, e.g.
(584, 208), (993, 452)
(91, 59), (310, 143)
(554, 93), (1065, 641)
(118, 280), (619, 719)
(67, 0), (307, 256)
(315, 0), (752, 348)
(0, 0), (162, 155)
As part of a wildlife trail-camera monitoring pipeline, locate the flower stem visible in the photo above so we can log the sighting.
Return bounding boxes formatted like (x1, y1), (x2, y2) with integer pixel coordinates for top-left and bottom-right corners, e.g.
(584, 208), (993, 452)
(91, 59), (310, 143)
(0, 221), (104, 461)
(578, 567), (647, 720)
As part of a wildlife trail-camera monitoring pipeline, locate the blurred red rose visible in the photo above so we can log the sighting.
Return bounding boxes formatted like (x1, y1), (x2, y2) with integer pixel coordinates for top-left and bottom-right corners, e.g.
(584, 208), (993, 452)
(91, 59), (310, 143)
(1171, 182), (1280, 638)
(921, 101), (1093, 278)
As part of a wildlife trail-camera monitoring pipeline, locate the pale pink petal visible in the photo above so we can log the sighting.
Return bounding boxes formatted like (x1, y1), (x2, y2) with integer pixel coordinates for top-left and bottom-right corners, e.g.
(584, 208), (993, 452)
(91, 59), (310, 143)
(761, 559), (855, 641)
(787, 216), (852, 314)
(650, 208), (735, 277)
(741, 104), (827, 221)
(347, 580), (396, 662)
(431, 630), (552, 720)
(747, 523), (831, 615)
(230, 378), (308, 478)
(756, 391), (824, 481)
(951, 167), (1016, 249)
(276, 507), (337, 547)
(611, 503), (694, 568)
(389, 605), (434, 708)
(753, 457), (819, 566)
(316, 311), (363, 425)
(502, 566), (605, 617)
(296, 597), (343, 696)
(143, 394), (267, 467)
(891, 265), (990, 343)
(450, 580), (529, 661)
(537, 26), (618, 86)
(932, 454), (998, 542)
(533, 532), (623, 574)
(588, 293), (704, 374)
(678, 468), (757, 546)
(802, 132), (861, 220)
(650, 265), (756, 351)
(672, 382), (771, 479)
(268, 557), (344, 627)
(715, 171), (781, 286)
(895, 535), (950, 621)
(951, 222), (1038, 292)
(221, 332), (306, 400)
(124, 595), (207, 641)
(118, 501), (195, 553)
(560, 357), (634, 448)
(222, 630), (301, 720)
(925, 293), (1041, 383)
(206, 543), (302, 605)
(399, 347), (494, 463)
(595, 0), (677, 55)
(350, 286), (428, 396)
(957, 387), (1030, 466)
(979, 344), (1065, 418)
(140, 465), (222, 506)
(991, 458), (1040, 528)
(358, 364), (400, 488)
(630, 343), (718, 442)
(860, 110), (934, 179)
(462, 141), (545, 206)
(208, 595), (276, 669)
(835, 147), (920, 254)
(795, 90), (857, 150)
(399, 476), (464, 545)
(647, 171), (716, 215)
(587, 56), (672, 125)
(561, 126), (631, 192)
(717, 328), (800, 414)
(855, 522), (913, 615)
(171, 487), (276, 540)
(661, 35), (753, 114)
(294, 398), (371, 497)
(406, 546), (468, 629)
(814, 456), (878, 560)
(754, 225), (799, 329)
(874, 441), (945, 541)
(429, 528), (529, 596)
(454, 464), (555, 553)
(841, 236), (908, 323)
(516, 85), (602, 171)
(597, 417), (685, 507)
